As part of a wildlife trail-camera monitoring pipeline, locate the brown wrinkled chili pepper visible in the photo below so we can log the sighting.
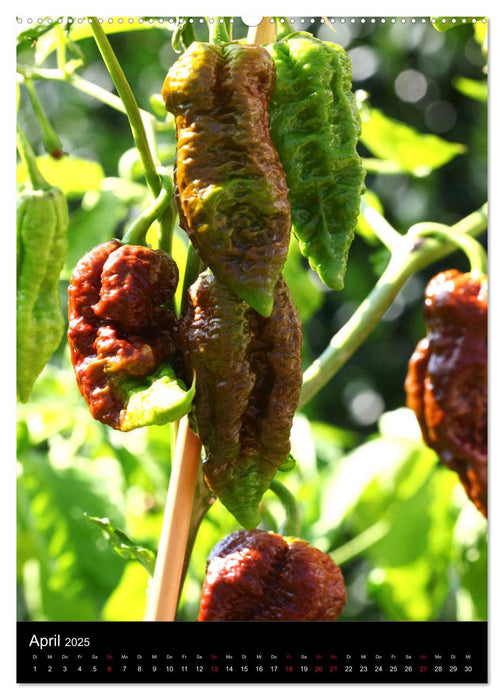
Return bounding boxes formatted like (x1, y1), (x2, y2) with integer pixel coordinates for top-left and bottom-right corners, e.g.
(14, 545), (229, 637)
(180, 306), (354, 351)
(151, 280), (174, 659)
(405, 269), (487, 516)
(162, 42), (291, 318)
(68, 240), (184, 431)
(198, 529), (346, 622)
(180, 270), (302, 528)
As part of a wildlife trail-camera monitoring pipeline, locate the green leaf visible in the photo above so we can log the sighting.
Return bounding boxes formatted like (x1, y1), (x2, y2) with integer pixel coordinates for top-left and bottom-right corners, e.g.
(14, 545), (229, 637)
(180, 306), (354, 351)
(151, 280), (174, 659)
(101, 563), (151, 621)
(360, 107), (466, 176)
(453, 76), (488, 102)
(453, 504), (488, 620)
(17, 155), (105, 198)
(17, 452), (126, 620)
(16, 18), (63, 53)
(62, 190), (128, 279)
(365, 470), (460, 620)
(86, 517), (156, 576)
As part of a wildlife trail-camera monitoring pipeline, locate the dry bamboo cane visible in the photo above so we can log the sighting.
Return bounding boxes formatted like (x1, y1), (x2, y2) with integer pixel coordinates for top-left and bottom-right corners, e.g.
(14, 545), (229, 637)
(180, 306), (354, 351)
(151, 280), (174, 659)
(247, 17), (275, 44)
(145, 416), (202, 620)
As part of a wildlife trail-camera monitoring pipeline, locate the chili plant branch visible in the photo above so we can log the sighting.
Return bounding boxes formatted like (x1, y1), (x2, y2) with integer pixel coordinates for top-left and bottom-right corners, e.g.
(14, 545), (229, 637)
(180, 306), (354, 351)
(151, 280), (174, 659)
(89, 18), (160, 196)
(300, 202), (488, 408)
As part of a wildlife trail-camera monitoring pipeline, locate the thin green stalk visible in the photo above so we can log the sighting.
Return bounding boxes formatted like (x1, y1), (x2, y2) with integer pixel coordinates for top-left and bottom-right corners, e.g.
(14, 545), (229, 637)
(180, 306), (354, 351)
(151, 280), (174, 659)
(24, 79), (64, 158)
(360, 197), (403, 250)
(182, 242), (205, 298)
(407, 221), (488, 276)
(330, 520), (389, 566)
(206, 17), (230, 43)
(269, 480), (301, 537)
(122, 174), (173, 246)
(16, 125), (49, 190)
(88, 18), (160, 197)
(300, 203), (488, 407)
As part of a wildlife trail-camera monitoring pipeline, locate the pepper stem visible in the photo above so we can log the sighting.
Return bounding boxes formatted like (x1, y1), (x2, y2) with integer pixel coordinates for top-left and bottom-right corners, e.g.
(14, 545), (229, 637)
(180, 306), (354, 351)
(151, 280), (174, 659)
(122, 173), (174, 246)
(206, 17), (231, 44)
(16, 124), (50, 190)
(269, 479), (301, 538)
(88, 17), (161, 198)
(24, 79), (64, 159)
(407, 221), (488, 277)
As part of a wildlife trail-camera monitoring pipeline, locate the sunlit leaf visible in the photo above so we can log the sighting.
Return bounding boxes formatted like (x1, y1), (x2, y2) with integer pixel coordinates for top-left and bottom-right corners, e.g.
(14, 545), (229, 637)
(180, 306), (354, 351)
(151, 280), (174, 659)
(17, 452), (126, 620)
(453, 76), (487, 102)
(102, 563), (150, 621)
(32, 17), (164, 63)
(363, 469), (460, 620)
(17, 155), (104, 197)
(430, 17), (486, 32)
(360, 107), (466, 176)
(86, 517), (156, 576)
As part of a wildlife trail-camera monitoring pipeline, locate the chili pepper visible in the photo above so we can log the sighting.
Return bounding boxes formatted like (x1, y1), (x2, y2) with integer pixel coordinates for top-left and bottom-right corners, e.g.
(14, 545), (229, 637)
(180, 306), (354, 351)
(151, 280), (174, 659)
(16, 131), (68, 403)
(68, 240), (193, 431)
(198, 529), (346, 621)
(405, 269), (487, 517)
(180, 270), (302, 528)
(267, 32), (365, 290)
(162, 41), (291, 318)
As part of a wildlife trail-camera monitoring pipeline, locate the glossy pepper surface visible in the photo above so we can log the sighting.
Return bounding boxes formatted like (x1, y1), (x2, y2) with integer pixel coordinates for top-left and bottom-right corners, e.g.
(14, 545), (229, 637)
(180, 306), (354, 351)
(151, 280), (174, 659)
(180, 270), (302, 528)
(267, 32), (365, 290)
(405, 269), (487, 516)
(17, 182), (68, 402)
(68, 241), (192, 431)
(198, 529), (346, 621)
(162, 41), (291, 317)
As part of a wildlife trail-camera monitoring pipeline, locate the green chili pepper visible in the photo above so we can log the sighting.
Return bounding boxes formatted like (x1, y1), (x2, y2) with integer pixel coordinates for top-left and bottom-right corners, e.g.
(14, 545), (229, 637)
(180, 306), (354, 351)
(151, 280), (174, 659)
(267, 32), (366, 290)
(16, 127), (68, 402)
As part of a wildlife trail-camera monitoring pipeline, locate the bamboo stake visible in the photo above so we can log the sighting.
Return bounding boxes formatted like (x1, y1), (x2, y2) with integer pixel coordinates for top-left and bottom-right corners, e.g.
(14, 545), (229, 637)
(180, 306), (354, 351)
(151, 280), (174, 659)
(246, 17), (275, 45)
(145, 416), (202, 621)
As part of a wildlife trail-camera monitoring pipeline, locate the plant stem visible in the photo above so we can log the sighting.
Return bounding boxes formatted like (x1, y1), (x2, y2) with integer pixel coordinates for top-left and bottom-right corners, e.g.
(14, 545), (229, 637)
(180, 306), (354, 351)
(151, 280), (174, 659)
(360, 197), (403, 250)
(24, 79), (64, 158)
(407, 221), (488, 276)
(206, 17), (230, 43)
(88, 18), (160, 198)
(16, 125), (49, 190)
(299, 203), (488, 407)
(269, 480), (301, 537)
(122, 174), (173, 246)
(330, 520), (389, 566)
(178, 467), (216, 607)
(145, 416), (202, 621)
(182, 242), (205, 298)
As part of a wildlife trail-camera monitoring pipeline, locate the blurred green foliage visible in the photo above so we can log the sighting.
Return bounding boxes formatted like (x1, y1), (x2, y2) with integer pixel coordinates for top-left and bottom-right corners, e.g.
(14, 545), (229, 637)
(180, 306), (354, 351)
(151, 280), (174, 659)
(16, 16), (487, 622)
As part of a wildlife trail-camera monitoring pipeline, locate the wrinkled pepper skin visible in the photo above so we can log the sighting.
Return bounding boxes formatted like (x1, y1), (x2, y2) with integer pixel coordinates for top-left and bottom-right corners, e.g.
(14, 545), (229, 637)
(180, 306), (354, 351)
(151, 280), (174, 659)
(405, 270), (487, 516)
(162, 42), (291, 318)
(180, 270), (302, 528)
(68, 241), (187, 431)
(267, 33), (365, 290)
(198, 529), (346, 621)
(17, 185), (68, 402)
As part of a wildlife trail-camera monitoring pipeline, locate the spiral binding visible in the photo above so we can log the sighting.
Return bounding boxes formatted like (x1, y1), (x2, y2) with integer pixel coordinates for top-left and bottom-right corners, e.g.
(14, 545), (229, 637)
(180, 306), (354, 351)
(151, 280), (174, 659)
(16, 17), (487, 26)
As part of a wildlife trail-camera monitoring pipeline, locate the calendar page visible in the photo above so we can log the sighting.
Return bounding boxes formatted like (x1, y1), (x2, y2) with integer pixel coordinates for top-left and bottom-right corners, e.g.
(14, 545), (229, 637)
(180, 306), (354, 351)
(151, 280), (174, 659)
(15, 14), (488, 686)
